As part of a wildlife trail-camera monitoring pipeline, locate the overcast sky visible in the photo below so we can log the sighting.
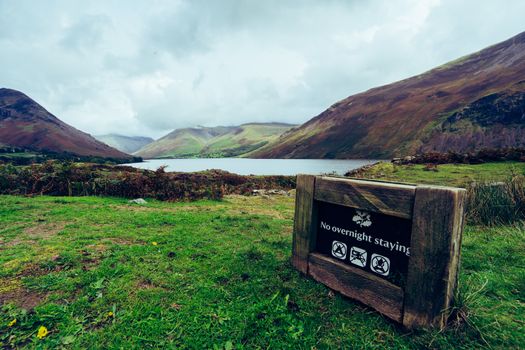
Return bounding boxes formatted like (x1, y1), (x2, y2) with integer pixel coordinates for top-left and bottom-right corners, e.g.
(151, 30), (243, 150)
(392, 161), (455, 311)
(1, 0), (524, 138)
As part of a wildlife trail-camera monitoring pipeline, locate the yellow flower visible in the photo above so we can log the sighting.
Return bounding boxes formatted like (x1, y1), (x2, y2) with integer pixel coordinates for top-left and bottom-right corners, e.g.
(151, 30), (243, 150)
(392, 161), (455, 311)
(107, 311), (114, 317)
(8, 319), (16, 327)
(152, 242), (158, 246)
(37, 326), (48, 339)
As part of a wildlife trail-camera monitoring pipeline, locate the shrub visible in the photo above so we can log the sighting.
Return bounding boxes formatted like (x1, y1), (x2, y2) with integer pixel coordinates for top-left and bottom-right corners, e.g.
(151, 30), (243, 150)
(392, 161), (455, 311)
(0, 161), (295, 201)
(393, 148), (525, 165)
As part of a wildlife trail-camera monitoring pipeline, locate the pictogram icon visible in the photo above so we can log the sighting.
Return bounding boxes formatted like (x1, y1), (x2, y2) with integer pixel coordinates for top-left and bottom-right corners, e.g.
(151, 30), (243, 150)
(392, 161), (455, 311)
(370, 254), (390, 276)
(331, 241), (347, 259)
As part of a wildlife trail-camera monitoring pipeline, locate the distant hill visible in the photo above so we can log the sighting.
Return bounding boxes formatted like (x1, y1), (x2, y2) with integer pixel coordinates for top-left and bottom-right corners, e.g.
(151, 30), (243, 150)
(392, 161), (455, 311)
(251, 31), (525, 159)
(135, 123), (297, 158)
(0, 88), (135, 161)
(95, 134), (154, 154)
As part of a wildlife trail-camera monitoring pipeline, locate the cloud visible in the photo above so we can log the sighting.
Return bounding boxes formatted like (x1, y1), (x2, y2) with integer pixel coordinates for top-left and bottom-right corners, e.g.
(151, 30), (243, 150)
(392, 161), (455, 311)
(60, 14), (112, 52)
(0, 0), (524, 138)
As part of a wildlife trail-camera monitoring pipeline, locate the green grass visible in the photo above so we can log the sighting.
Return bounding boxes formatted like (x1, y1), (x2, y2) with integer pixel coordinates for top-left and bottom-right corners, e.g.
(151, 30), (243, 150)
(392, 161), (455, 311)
(1, 194), (524, 349)
(351, 161), (525, 187)
(0, 152), (40, 159)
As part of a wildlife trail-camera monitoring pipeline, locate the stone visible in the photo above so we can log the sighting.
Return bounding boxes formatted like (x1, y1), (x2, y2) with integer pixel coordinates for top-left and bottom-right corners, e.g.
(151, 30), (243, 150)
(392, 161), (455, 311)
(129, 198), (147, 205)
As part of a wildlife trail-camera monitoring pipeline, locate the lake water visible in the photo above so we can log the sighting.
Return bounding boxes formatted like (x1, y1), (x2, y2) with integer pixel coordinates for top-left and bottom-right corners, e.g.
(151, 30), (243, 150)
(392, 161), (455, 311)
(125, 158), (381, 176)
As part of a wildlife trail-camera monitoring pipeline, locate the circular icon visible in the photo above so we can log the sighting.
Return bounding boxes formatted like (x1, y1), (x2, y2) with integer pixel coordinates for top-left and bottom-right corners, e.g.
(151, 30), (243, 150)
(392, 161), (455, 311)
(331, 241), (347, 259)
(371, 254), (390, 276)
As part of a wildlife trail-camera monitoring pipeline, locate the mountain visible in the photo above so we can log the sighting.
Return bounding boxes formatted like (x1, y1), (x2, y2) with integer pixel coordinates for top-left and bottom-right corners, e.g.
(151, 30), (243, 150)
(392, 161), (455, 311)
(0, 88), (135, 161)
(135, 123), (297, 158)
(251, 31), (525, 159)
(95, 134), (154, 154)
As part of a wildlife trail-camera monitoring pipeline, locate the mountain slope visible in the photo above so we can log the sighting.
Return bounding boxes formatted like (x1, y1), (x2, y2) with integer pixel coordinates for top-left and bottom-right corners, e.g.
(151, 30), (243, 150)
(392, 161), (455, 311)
(252, 31), (525, 159)
(135, 123), (296, 158)
(95, 134), (154, 154)
(0, 88), (134, 160)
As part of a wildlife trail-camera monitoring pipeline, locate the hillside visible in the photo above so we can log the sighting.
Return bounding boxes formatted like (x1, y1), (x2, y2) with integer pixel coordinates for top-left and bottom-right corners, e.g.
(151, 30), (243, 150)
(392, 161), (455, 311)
(0, 88), (135, 161)
(135, 123), (296, 158)
(252, 31), (525, 159)
(95, 134), (153, 154)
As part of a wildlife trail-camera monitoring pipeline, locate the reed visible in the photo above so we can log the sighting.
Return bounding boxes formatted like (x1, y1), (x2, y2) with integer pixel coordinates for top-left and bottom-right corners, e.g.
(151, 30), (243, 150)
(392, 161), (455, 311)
(465, 175), (525, 225)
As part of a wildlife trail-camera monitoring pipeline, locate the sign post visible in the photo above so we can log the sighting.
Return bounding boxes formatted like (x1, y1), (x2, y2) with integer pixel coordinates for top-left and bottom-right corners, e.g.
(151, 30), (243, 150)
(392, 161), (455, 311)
(292, 175), (466, 329)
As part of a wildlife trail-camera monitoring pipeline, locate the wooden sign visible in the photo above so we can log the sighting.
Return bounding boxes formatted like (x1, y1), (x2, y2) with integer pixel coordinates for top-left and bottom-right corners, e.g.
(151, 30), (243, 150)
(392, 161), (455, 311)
(292, 175), (466, 329)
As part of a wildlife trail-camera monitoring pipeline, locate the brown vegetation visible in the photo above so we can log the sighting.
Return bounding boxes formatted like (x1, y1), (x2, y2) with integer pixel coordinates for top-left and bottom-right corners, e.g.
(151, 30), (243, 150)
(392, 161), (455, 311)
(391, 148), (525, 165)
(0, 161), (295, 201)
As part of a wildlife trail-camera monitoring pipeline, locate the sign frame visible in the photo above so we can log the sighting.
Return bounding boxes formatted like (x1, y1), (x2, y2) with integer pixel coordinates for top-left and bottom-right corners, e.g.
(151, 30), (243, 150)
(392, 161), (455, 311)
(292, 175), (466, 329)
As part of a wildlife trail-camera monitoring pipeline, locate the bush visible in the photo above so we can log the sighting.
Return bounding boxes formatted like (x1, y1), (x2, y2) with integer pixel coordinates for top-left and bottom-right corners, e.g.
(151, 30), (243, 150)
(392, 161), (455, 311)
(393, 148), (525, 165)
(0, 161), (296, 201)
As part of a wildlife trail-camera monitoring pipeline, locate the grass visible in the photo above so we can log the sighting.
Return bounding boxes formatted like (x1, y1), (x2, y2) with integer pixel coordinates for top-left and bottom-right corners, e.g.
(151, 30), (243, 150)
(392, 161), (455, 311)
(1, 193), (524, 349)
(466, 176), (525, 225)
(349, 161), (525, 225)
(349, 161), (525, 187)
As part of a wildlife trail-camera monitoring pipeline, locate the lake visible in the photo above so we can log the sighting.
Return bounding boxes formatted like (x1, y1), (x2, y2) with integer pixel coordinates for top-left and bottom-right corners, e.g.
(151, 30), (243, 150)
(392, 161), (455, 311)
(125, 158), (381, 176)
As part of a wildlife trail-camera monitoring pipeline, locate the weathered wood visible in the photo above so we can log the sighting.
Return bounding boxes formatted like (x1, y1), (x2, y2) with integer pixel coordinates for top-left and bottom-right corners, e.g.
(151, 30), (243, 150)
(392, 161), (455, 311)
(402, 186), (466, 329)
(314, 177), (416, 219)
(292, 175), (317, 274)
(292, 175), (465, 329)
(308, 252), (404, 322)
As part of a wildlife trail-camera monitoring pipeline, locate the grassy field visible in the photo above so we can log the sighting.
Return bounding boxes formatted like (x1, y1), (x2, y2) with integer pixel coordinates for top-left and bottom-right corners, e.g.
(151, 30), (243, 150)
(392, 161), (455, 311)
(349, 161), (525, 187)
(1, 187), (524, 348)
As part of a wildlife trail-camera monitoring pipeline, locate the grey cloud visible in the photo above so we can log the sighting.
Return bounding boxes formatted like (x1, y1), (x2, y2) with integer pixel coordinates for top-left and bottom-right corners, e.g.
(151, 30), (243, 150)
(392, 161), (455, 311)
(60, 14), (112, 52)
(146, 5), (210, 58)
(0, 0), (524, 138)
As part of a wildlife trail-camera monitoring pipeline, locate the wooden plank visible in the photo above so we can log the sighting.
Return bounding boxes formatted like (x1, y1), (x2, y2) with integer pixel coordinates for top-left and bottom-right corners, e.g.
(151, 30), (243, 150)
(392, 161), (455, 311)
(314, 177), (416, 219)
(292, 175), (317, 274)
(308, 252), (404, 322)
(402, 186), (466, 329)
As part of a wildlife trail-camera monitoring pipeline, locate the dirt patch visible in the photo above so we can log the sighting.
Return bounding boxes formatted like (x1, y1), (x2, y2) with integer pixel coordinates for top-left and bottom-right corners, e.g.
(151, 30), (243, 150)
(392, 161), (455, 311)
(18, 263), (46, 277)
(3, 238), (37, 248)
(136, 279), (167, 290)
(87, 238), (136, 249)
(105, 237), (137, 245)
(79, 250), (102, 271)
(0, 279), (46, 310)
(24, 222), (66, 239)
(85, 243), (109, 252)
(18, 262), (64, 277)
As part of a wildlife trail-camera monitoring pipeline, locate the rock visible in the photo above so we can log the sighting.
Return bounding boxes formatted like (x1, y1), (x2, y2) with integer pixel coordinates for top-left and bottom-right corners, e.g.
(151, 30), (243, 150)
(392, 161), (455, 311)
(252, 189), (289, 196)
(129, 198), (147, 205)
(267, 189), (288, 196)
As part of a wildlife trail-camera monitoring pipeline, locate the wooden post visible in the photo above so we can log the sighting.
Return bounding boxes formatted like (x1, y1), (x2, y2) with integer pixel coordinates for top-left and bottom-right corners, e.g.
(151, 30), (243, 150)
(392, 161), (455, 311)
(402, 186), (466, 329)
(292, 175), (317, 274)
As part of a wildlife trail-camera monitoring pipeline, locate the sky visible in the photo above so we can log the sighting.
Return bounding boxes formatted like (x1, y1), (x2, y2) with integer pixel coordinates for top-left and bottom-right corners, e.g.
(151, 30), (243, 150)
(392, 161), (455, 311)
(1, 0), (524, 139)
